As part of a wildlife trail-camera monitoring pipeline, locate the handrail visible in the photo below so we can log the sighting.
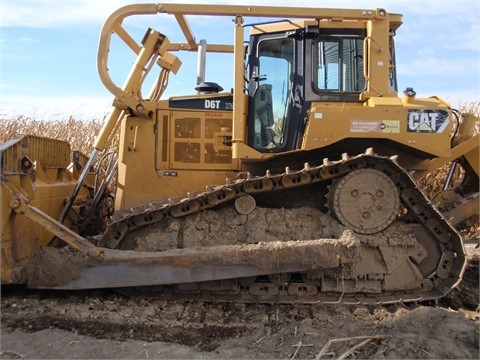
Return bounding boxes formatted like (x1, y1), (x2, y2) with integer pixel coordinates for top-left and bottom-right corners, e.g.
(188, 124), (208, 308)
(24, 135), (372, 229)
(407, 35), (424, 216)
(97, 4), (160, 105)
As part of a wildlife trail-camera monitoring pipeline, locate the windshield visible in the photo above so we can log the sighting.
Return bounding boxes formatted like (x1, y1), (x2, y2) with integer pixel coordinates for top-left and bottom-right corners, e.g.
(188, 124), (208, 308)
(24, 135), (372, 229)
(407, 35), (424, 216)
(250, 37), (294, 150)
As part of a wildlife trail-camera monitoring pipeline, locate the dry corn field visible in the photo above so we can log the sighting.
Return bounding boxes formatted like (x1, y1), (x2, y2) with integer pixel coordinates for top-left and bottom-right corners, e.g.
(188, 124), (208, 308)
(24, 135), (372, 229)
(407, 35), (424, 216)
(0, 115), (114, 155)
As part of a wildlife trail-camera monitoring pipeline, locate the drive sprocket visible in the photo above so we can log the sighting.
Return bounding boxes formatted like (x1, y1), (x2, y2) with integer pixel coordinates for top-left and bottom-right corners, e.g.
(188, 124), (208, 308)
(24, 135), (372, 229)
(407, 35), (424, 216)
(329, 168), (399, 234)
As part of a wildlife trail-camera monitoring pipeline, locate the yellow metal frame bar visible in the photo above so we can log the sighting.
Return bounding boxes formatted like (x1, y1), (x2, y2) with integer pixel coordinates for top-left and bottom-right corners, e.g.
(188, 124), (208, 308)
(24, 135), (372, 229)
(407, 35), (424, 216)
(155, 4), (387, 19)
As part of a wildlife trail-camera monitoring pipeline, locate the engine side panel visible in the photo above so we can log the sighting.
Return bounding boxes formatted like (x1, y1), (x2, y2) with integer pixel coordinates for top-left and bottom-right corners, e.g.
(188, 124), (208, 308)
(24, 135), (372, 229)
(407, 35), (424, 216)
(115, 100), (239, 211)
(303, 97), (452, 162)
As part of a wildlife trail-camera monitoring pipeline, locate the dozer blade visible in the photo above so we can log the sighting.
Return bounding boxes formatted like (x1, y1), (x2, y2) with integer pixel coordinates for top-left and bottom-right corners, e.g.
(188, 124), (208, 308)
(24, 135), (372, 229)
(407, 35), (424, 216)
(24, 239), (349, 290)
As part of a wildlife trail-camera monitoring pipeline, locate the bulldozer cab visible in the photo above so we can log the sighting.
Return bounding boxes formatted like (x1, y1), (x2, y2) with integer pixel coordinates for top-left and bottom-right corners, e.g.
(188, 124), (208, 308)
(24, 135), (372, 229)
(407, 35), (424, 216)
(245, 18), (396, 154)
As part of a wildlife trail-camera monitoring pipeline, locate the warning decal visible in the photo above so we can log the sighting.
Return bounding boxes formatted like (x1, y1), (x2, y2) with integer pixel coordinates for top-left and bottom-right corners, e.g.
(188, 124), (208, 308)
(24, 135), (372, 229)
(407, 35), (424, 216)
(407, 109), (449, 133)
(350, 120), (400, 133)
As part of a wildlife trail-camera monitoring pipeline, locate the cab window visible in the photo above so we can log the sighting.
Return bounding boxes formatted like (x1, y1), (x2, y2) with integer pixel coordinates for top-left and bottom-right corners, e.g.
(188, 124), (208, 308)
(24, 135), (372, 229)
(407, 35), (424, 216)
(315, 37), (364, 93)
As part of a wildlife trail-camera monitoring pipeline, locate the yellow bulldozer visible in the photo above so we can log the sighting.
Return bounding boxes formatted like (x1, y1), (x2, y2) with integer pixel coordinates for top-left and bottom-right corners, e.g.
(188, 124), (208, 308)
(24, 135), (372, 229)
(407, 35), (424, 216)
(1, 3), (478, 304)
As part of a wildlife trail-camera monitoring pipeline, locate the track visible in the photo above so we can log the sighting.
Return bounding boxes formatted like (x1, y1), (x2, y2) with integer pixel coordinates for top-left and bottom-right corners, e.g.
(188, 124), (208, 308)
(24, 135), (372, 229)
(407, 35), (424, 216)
(64, 149), (463, 304)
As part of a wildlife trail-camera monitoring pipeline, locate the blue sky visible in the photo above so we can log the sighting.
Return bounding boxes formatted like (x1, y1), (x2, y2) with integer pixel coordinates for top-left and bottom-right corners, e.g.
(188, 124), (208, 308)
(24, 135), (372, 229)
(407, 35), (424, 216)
(1, 0), (479, 120)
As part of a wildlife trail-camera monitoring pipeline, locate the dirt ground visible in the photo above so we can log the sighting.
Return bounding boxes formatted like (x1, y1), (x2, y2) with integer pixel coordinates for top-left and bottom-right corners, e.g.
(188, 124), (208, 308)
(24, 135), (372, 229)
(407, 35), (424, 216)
(1, 244), (478, 359)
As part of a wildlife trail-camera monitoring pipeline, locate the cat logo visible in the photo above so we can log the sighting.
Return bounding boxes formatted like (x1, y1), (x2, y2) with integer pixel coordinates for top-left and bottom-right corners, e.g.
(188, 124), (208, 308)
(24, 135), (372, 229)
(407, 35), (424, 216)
(407, 109), (449, 133)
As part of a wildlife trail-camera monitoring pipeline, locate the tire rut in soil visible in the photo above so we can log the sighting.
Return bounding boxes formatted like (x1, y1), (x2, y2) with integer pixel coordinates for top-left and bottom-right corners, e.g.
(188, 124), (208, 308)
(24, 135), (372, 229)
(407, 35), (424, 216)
(0, 289), (260, 351)
(2, 314), (245, 351)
